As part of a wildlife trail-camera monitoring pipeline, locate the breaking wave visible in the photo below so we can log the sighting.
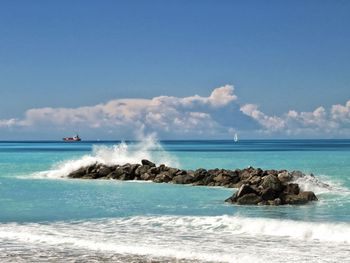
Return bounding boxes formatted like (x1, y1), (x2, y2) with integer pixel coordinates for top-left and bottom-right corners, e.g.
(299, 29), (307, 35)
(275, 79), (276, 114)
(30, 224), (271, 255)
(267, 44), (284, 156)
(30, 135), (178, 179)
(294, 174), (350, 196)
(0, 215), (349, 263)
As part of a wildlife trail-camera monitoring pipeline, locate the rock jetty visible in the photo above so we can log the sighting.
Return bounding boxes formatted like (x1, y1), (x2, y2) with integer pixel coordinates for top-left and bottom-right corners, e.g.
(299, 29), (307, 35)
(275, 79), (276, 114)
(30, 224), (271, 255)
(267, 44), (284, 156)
(67, 159), (318, 205)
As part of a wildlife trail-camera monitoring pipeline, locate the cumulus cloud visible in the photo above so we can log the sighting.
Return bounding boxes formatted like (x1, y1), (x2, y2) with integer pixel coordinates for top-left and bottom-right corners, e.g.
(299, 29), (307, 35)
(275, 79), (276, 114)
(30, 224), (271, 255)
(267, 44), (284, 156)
(240, 104), (285, 131)
(0, 85), (238, 138)
(1, 84), (349, 138)
(240, 100), (350, 136)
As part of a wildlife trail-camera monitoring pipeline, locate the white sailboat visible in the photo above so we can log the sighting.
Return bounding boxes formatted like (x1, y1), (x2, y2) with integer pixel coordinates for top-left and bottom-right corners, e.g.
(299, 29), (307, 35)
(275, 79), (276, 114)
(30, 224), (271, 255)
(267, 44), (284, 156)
(234, 133), (238, 142)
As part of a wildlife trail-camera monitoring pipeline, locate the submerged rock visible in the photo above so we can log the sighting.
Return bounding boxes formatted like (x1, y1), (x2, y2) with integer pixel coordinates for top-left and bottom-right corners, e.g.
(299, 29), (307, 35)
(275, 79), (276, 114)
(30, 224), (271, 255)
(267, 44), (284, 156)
(67, 159), (318, 206)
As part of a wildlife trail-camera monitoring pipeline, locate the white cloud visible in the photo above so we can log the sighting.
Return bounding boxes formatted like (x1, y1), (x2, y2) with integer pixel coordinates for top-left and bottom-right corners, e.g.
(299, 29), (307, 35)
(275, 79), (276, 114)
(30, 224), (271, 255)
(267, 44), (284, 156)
(331, 100), (350, 122)
(0, 118), (19, 128)
(1, 84), (349, 138)
(240, 100), (350, 136)
(240, 104), (285, 132)
(0, 85), (237, 137)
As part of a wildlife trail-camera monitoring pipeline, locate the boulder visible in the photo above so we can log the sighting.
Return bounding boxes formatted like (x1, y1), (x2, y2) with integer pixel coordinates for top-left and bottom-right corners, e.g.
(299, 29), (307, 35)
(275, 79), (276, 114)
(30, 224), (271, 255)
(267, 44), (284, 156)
(153, 172), (172, 183)
(135, 165), (151, 176)
(277, 171), (292, 183)
(261, 174), (282, 192)
(237, 193), (262, 205)
(281, 191), (317, 205)
(299, 191), (318, 201)
(236, 184), (256, 198)
(284, 183), (300, 195)
(68, 167), (87, 178)
(193, 168), (207, 182)
(260, 187), (277, 201)
(141, 159), (156, 167)
(140, 173), (155, 181)
(172, 174), (194, 184)
(98, 166), (112, 177)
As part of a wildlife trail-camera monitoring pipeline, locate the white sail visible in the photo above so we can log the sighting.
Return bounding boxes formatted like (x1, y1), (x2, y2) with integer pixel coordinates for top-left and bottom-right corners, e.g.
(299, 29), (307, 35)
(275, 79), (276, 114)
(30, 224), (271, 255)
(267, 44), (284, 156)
(234, 133), (238, 142)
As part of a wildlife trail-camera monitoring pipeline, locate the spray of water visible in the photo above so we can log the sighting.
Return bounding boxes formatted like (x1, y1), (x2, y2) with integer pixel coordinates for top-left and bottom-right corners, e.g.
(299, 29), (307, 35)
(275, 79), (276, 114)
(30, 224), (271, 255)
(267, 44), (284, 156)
(31, 133), (178, 179)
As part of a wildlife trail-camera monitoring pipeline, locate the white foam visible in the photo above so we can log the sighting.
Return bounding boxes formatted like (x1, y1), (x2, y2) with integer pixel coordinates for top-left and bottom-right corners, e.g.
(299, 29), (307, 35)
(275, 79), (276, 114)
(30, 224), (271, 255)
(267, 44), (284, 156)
(1, 215), (350, 262)
(29, 135), (178, 179)
(294, 174), (350, 196)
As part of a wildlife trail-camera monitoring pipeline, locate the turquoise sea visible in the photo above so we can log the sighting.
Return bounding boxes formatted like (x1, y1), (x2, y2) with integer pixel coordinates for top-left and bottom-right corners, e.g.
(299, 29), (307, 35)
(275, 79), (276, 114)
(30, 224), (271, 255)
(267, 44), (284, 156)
(0, 139), (349, 262)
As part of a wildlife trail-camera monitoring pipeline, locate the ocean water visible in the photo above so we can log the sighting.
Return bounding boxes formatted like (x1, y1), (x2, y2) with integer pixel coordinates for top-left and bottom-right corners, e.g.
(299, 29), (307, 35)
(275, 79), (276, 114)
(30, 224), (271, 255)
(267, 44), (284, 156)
(0, 139), (349, 262)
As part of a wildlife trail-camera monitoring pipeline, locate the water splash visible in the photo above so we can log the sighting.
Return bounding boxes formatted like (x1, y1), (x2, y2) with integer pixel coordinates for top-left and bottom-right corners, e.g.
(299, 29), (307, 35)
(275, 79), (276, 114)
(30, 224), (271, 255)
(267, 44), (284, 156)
(30, 135), (178, 179)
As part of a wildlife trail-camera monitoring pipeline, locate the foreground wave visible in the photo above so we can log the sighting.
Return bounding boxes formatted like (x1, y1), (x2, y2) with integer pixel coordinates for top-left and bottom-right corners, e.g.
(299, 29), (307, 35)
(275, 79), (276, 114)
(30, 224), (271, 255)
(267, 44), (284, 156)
(1, 215), (349, 263)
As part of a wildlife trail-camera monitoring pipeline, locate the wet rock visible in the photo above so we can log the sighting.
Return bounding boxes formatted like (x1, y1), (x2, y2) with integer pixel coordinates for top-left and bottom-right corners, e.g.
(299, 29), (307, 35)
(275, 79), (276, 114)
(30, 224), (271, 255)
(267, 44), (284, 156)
(98, 166), (112, 177)
(261, 174), (282, 192)
(299, 191), (318, 201)
(172, 174), (194, 184)
(141, 159), (156, 167)
(277, 171), (292, 183)
(236, 184), (256, 198)
(193, 168), (207, 182)
(68, 167), (87, 178)
(140, 173), (155, 181)
(153, 172), (172, 183)
(284, 183), (300, 195)
(135, 165), (150, 176)
(237, 193), (262, 205)
(281, 191), (317, 205)
(260, 187), (277, 201)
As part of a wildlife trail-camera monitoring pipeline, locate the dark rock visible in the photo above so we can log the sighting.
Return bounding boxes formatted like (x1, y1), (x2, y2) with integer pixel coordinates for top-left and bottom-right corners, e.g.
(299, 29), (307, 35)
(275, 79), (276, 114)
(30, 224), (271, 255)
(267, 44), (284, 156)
(281, 194), (308, 205)
(277, 171), (292, 183)
(249, 175), (262, 185)
(176, 170), (187, 176)
(140, 173), (155, 181)
(281, 191), (317, 205)
(85, 165), (95, 174)
(268, 198), (281, 206)
(153, 172), (172, 183)
(263, 170), (279, 177)
(193, 168), (207, 182)
(113, 166), (127, 179)
(141, 159), (156, 167)
(202, 174), (214, 185)
(172, 174), (194, 184)
(158, 164), (167, 172)
(261, 174), (282, 191)
(284, 183), (300, 195)
(135, 165), (150, 176)
(148, 167), (160, 175)
(68, 167), (86, 178)
(236, 184), (256, 198)
(98, 166), (112, 177)
(299, 191), (318, 201)
(237, 193), (262, 205)
(130, 163), (140, 173)
(260, 187), (277, 201)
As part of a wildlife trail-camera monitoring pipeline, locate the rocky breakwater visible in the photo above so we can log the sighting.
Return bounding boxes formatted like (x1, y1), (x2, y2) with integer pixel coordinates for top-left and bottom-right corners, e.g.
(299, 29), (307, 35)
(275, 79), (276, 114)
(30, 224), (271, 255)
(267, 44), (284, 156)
(67, 159), (318, 206)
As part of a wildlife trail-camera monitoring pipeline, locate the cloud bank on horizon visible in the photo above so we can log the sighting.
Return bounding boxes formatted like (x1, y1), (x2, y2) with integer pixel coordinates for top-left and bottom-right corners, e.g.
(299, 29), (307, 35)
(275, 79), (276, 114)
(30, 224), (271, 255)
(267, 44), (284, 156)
(0, 84), (349, 139)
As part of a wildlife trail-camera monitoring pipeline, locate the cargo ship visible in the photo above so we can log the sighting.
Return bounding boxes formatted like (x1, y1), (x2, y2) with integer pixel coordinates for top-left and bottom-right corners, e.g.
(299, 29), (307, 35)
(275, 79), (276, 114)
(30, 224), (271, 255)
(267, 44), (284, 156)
(63, 134), (81, 142)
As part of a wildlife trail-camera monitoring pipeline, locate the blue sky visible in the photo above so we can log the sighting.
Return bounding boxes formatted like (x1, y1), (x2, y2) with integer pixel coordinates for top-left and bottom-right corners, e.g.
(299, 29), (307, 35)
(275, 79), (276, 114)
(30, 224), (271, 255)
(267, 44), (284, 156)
(0, 1), (349, 139)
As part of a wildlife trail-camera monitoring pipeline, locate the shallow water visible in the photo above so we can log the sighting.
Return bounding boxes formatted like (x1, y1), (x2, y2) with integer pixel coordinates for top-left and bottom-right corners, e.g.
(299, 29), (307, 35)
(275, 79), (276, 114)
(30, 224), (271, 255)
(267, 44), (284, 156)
(0, 140), (349, 262)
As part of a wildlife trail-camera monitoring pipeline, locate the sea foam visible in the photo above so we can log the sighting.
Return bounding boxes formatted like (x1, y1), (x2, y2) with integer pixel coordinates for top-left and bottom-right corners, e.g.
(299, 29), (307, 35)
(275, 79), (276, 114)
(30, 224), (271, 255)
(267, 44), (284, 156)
(1, 215), (349, 263)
